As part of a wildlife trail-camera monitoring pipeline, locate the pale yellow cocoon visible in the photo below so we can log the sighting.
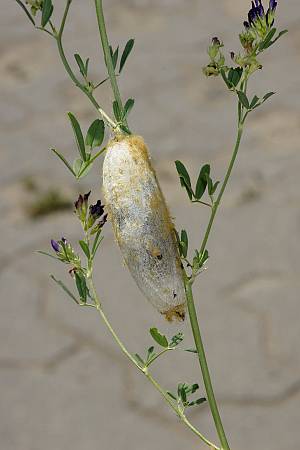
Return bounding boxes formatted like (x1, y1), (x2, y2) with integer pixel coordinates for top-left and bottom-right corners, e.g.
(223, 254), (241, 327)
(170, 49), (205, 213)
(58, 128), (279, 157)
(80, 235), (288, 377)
(102, 135), (186, 321)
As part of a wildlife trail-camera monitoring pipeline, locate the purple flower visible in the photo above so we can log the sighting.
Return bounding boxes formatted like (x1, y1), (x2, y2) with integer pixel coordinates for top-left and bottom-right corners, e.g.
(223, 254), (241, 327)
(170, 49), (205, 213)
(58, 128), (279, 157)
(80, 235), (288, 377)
(51, 239), (60, 252)
(269, 0), (277, 12)
(89, 200), (105, 220)
(61, 237), (67, 244)
(243, 20), (250, 29)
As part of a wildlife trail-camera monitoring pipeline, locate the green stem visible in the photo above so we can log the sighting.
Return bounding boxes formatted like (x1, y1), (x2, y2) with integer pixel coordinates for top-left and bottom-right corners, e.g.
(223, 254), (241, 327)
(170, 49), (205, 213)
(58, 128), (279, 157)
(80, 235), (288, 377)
(94, 0), (128, 129)
(53, 0), (117, 130)
(199, 124), (244, 255)
(185, 278), (230, 450)
(86, 275), (219, 449)
(185, 96), (247, 450)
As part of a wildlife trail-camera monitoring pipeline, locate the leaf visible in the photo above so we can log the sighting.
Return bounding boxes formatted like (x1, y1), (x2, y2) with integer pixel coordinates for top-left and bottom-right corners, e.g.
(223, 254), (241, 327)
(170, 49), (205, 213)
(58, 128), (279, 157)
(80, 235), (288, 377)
(15, 0), (35, 26)
(166, 391), (177, 401)
(250, 95), (260, 109)
(227, 68), (243, 87)
(134, 353), (145, 367)
(113, 100), (122, 122)
(91, 230), (104, 258)
(237, 91), (250, 109)
(41, 0), (53, 27)
(75, 272), (88, 303)
(51, 148), (76, 176)
(110, 45), (119, 70)
(74, 54), (87, 77)
(50, 275), (79, 304)
(119, 39), (135, 73)
(220, 68), (232, 89)
(37, 250), (59, 261)
(259, 27), (277, 50)
(211, 181), (220, 195)
(123, 98), (135, 118)
(85, 119), (105, 148)
(180, 229), (188, 258)
(188, 397), (206, 407)
(185, 348), (198, 354)
(262, 91), (276, 103)
(85, 58), (90, 75)
(73, 158), (83, 176)
(79, 240), (90, 258)
(77, 147), (106, 178)
(264, 29), (288, 49)
(68, 112), (87, 161)
(199, 249), (209, 266)
(175, 160), (194, 200)
(170, 332), (184, 348)
(186, 383), (199, 394)
(195, 164), (210, 199)
(150, 328), (168, 348)
(178, 384), (187, 403)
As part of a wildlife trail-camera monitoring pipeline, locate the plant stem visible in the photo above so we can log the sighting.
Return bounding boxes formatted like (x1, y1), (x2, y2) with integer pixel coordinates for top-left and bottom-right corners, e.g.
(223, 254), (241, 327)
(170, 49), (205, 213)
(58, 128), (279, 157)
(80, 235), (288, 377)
(86, 274), (219, 449)
(185, 97), (247, 450)
(94, 0), (128, 129)
(53, 0), (117, 130)
(199, 124), (244, 255)
(185, 278), (230, 450)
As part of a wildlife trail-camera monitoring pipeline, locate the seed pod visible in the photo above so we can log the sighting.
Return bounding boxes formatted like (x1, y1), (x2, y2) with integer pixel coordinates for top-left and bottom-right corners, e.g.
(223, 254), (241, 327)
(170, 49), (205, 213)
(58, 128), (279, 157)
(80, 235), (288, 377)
(102, 135), (186, 321)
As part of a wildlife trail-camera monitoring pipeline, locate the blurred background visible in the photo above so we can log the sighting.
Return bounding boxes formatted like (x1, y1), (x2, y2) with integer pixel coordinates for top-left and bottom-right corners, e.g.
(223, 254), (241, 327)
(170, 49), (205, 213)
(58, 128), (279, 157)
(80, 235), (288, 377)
(1, 1), (300, 449)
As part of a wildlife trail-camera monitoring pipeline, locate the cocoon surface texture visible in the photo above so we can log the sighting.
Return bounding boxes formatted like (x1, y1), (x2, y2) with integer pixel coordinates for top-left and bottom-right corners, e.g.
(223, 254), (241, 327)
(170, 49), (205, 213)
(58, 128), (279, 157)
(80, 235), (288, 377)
(103, 135), (186, 321)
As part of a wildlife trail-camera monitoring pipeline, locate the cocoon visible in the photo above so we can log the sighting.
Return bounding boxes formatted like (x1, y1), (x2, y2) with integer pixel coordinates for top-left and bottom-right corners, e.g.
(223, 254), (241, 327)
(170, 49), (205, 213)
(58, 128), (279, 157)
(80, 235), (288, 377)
(102, 135), (186, 321)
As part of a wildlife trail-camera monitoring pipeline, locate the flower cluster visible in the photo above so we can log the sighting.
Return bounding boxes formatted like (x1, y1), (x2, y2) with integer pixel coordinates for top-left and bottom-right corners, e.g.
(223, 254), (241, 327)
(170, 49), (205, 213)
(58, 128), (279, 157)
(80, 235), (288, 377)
(244, 0), (277, 33)
(51, 237), (81, 268)
(25, 0), (42, 16)
(202, 37), (225, 77)
(74, 192), (108, 234)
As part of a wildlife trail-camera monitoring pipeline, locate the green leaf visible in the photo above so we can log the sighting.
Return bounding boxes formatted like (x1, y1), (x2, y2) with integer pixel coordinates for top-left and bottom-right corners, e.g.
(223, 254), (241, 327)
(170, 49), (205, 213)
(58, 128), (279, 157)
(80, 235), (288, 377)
(75, 272), (88, 303)
(266, 29), (288, 48)
(211, 181), (220, 196)
(74, 54), (87, 77)
(185, 348), (198, 354)
(134, 353), (145, 367)
(250, 95), (260, 109)
(227, 68), (243, 87)
(110, 45), (119, 70)
(77, 147), (106, 178)
(186, 383), (199, 395)
(262, 91), (275, 103)
(123, 98), (135, 118)
(259, 27), (277, 50)
(220, 68), (232, 89)
(170, 332), (184, 348)
(119, 39), (135, 73)
(113, 100), (122, 122)
(51, 148), (76, 177)
(68, 112), (87, 161)
(79, 240), (90, 258)
(41, 0), (53, 27)
(237, 91), (250, 109)
(146, 346), (155, 363)
(188, 397), (206, 407)
(178, 384), (187, 403)
(85, 119), (105, 149)
(85, 58), (90, 75)
(50, 275), (79, 304)
(150, 328), (168, 348)
(15, 0), (36, 26)
(175, 160), (194, 200)
(195, 164), (210, 199)
(73, 158), (83, 176)
(166, 391), (177, 401)
(180, 230), (188, 258)
(37, 250), (59, 261)
(92, 230), (104, 258)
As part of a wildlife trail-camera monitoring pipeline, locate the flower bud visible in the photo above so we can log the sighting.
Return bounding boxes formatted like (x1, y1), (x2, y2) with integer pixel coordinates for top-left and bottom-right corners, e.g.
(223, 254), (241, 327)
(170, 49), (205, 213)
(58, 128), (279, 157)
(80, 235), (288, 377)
(103, 135), (186, 321)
